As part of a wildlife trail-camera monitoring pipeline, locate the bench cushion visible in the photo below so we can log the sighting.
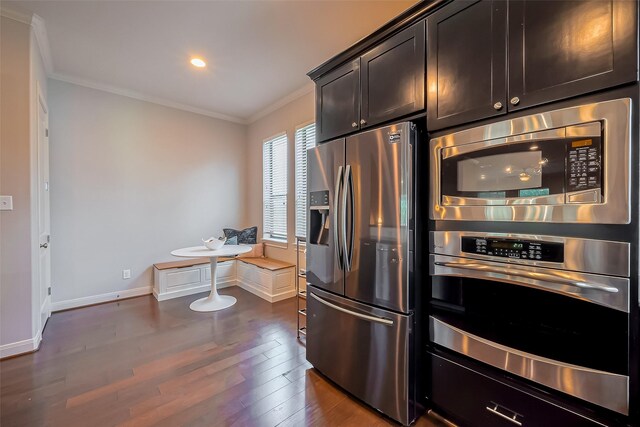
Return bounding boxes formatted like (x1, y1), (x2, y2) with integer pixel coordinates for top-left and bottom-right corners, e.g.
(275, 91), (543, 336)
(238, 257), (295, 271)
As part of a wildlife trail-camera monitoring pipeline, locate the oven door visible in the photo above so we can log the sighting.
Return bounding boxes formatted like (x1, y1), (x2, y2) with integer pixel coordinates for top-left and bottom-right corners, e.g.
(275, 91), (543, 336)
(430, 98), (631, 223)
(429, 257), (630, 415)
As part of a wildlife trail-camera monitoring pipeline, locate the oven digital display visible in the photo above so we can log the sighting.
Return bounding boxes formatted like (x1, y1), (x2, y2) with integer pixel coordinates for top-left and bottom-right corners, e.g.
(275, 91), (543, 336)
(490, 241), (524, 250)
(461, 237), (564, 262)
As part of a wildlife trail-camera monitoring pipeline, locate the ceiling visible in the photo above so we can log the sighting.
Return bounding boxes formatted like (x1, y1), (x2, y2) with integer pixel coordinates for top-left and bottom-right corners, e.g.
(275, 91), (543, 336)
(5, 1), (417, 123)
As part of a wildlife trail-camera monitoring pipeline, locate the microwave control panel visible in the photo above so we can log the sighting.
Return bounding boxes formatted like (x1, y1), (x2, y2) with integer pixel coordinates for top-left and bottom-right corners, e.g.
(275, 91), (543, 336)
(461, 237), (564, 262)
(566, 137), (602, 193)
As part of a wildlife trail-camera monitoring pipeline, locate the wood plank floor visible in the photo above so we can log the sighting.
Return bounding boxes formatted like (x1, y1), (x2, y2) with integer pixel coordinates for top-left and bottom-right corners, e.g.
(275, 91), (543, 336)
(0, 288), (448, 427)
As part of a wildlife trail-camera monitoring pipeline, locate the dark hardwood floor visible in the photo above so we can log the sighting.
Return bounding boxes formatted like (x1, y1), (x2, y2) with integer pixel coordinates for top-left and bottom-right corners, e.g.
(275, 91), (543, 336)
(0, 288), (448, 427)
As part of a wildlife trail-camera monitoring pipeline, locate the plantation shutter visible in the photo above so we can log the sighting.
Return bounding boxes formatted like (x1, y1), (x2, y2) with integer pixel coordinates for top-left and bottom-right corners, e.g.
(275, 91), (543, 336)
(294, 123), (316, 239)
(263, 133), (288, 241)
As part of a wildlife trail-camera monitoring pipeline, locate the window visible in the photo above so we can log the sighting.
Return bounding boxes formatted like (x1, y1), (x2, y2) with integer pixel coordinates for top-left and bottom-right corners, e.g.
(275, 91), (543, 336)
(263, 133), (288, 242)
(294, 123), (316, 239)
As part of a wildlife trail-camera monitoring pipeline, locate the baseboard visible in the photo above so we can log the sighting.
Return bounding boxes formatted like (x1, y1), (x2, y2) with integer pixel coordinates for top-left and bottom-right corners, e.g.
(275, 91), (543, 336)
(237, 280), (296, 303)
(153, 281), (236, 302)
(51, 286), (152, 312)
(0, 329), (41, 359)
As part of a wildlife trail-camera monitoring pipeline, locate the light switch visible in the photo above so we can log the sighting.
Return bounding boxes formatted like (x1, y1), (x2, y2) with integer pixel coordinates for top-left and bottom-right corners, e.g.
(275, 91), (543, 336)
(0, 196), (13, 211)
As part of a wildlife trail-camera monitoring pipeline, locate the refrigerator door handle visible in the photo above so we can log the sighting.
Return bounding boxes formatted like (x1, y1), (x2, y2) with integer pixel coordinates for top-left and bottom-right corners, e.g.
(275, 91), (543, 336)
(310, 292), (394, 326)
(342, 165), (354, 271)
(334, 166), (344, 270)
(347, 165), (354, 269)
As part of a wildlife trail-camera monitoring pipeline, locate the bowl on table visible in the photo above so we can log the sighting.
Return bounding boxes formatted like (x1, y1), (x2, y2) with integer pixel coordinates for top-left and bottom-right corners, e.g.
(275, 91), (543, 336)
(202, 237), (226, 250)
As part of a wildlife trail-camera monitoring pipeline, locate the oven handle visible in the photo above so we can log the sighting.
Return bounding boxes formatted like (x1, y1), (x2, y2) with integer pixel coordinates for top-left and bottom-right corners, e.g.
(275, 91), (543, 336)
(434, 261), (619, 293)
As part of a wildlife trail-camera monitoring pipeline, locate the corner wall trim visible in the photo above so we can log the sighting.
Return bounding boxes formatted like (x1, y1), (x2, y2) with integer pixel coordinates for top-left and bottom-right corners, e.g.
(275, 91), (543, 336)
(0, 329), (41, 359)
(51, 286), (152, 312)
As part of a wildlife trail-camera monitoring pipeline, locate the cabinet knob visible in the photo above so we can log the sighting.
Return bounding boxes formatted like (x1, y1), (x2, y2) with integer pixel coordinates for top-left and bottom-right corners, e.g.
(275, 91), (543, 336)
(510, 97), (520, 105)
(351, 122), (358, 128)
(493, 102), (503, 110)
(360, 119), (367, 125)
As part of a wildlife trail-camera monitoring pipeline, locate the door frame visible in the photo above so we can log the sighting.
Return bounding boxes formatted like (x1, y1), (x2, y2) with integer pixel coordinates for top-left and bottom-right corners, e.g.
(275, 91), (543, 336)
(35, 80), (51, 337)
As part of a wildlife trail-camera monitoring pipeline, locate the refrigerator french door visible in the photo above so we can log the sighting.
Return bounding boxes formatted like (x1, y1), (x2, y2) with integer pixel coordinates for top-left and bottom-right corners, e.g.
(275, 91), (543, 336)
(306, 122), (417, 426)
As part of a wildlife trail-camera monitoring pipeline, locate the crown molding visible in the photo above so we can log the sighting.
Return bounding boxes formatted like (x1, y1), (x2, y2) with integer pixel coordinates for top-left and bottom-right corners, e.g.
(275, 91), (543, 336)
(248, 82), (314, 124)
(50, 73), (248, 124)
(1, 7), (54, 75)
(0, 6), (32, 25)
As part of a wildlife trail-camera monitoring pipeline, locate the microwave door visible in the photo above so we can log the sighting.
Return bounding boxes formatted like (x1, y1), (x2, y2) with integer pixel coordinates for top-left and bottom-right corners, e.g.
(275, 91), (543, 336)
(344, 123), (412, 313)
(306, 138), (346, 296)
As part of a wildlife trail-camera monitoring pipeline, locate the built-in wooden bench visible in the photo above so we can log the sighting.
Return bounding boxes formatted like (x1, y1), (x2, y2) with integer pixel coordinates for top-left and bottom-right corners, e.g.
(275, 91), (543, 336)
(153, 257), (234, 270)
(153, 256), (296, 303)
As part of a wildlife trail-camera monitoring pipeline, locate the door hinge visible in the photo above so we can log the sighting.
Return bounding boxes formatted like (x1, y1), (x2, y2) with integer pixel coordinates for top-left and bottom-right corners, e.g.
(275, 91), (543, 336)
(48, 287), (51, 296)
(46, 129), (49, 137)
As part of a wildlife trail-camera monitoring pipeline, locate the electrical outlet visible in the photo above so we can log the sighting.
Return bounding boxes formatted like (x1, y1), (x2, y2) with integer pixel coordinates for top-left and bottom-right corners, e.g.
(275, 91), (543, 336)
(0, 196), (13, 211)
(122, 269), (131, 279)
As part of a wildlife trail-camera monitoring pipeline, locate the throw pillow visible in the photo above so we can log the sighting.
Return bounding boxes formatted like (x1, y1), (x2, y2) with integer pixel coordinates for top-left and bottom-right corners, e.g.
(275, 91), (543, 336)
(223, 226), (257, 244)
(224, 235), (238, 245)
(236, 243), (265, 258)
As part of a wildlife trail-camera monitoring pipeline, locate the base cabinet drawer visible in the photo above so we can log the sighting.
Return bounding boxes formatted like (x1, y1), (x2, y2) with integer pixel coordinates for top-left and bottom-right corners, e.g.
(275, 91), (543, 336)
(429, 352), (606, 427)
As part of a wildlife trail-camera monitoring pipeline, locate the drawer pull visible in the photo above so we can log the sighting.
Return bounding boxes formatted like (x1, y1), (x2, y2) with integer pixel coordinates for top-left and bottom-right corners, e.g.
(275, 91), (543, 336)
(486, 403), (522, 426)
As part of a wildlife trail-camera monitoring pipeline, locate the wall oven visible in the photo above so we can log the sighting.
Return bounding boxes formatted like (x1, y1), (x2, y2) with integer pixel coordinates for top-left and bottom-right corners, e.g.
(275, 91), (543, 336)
(429, 98), (632, 223)
(429, 231), (631, 416)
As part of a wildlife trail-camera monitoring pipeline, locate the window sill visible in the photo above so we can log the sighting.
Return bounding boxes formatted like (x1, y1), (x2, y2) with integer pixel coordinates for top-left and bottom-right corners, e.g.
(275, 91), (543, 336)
(263, 239), (288, 249)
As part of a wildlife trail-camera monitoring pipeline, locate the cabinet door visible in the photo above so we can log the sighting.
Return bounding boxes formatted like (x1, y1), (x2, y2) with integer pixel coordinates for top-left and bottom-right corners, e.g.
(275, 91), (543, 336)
(426, 0), (507, 131)
(315, 59), (360, 143)
(508, 0), (638, 111)
(361, 20), (425, 128)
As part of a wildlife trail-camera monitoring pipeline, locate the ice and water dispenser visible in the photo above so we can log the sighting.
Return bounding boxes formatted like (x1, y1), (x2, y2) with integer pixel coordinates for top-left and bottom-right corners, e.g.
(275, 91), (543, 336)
(309, 190), (330, 245)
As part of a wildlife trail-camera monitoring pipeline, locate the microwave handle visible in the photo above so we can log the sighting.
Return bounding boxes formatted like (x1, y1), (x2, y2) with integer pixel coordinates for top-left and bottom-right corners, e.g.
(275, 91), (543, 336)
(433, 261), (619, 293)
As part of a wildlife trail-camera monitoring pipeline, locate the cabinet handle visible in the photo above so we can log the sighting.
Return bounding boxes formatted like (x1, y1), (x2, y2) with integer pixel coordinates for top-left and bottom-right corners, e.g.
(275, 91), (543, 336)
(510, 97), (520, 105)
(493, 102), (503, 110)
(360, 119), (367, 125)
(40, 243), (49, 249)
(351, 122), (358, 128)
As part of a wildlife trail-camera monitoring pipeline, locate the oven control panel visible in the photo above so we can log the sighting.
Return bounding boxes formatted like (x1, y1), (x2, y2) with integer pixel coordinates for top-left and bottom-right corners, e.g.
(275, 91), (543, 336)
(461, 237), (564, 262)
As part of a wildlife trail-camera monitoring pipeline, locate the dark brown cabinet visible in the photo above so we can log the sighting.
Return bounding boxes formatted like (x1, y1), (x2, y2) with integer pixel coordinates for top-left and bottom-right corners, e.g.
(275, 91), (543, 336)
(315, 21), (425, 142)
(426, 0), (507, 131)
(315, 60), (360, 143)
(508, 0), (638, 111)
(427, 0), (638, 131)
(361, 20), (425, 128)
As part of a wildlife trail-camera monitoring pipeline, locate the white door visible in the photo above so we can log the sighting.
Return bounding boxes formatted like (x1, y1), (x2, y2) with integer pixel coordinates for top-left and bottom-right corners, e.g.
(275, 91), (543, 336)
(37, 84), (51, 330)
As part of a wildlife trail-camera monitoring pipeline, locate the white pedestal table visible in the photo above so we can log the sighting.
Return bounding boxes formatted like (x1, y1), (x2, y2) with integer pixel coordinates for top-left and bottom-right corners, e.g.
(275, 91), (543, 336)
(170, 245), (251, 312)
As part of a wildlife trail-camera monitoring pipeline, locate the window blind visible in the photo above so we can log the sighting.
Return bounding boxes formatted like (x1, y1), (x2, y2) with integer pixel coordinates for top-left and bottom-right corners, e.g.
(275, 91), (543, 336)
(263, 133), (288, 241)
(294, 123), (316, 239)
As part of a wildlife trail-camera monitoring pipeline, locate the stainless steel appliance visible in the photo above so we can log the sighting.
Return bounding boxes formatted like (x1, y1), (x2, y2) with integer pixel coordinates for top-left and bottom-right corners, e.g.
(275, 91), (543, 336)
(306, 122), (418, 425)
(429, 230), (631, 416)
(429, 98), (632, 223)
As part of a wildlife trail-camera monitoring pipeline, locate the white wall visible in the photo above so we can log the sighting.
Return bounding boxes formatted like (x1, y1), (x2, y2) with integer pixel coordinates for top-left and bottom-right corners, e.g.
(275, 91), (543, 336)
(0, 14), (48, 356)
(1, 16), (34, 351)
(48, 80), (247, 308)
(245, 89), (314, 265)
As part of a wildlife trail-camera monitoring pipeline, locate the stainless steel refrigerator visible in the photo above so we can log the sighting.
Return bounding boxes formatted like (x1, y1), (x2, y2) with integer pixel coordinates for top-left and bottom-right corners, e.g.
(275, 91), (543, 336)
(306, 122), (418, 426)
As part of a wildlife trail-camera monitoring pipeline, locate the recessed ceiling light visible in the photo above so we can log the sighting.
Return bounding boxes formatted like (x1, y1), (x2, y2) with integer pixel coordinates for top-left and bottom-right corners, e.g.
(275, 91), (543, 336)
(190, 58), (206, 68)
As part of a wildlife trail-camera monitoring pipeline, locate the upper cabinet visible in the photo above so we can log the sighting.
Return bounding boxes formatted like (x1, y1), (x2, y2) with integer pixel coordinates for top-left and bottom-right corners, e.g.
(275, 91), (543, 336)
(361, 21), (425, 129)
(426, 0), (507, 131)
(316, 60), (361, 143)
(427, 0), (638, 131)
(315, 20), (426, 143)
(508, 0), (638, 111)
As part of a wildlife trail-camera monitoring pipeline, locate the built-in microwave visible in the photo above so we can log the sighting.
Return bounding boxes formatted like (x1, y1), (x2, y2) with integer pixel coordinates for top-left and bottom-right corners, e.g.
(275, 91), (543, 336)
(430, 98), (632, 223)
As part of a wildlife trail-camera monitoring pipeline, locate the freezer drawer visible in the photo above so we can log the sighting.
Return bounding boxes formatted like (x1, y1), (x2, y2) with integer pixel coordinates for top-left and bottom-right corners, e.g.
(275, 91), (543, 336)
(306, 286), (416, 425)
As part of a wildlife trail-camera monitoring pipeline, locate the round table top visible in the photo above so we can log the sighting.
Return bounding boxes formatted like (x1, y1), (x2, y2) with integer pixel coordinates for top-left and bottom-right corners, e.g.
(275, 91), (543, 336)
(171, 244), (252, 258)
